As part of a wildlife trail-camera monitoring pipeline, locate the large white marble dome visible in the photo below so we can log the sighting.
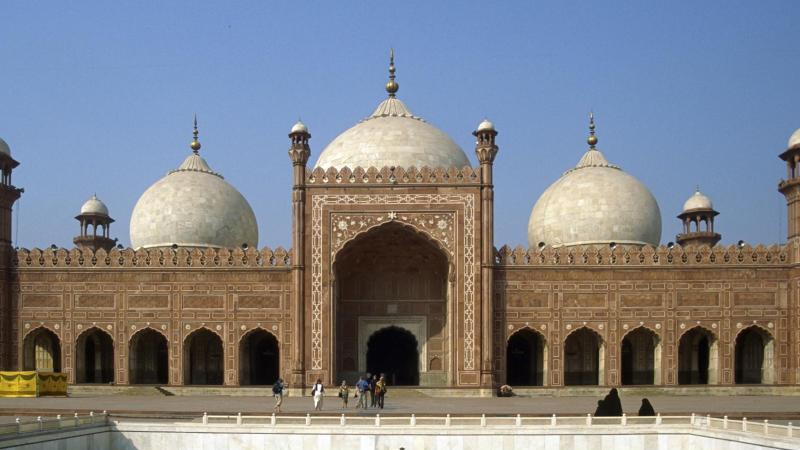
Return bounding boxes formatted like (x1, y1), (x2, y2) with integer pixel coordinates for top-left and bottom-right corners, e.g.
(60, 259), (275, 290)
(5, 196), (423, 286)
(528, 137), (662, 248)
(314, 96), (471, 170)
(129, 146), (258, 250)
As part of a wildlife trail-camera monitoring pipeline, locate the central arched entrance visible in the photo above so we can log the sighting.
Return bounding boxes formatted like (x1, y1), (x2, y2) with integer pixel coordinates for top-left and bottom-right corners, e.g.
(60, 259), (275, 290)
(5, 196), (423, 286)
(334, 221), (450, 386)
(366, 326), (419, 385)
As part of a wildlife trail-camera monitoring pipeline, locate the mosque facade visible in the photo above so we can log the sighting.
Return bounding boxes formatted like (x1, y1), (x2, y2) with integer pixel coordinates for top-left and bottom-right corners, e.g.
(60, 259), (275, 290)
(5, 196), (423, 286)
(2, 57), (800, 393)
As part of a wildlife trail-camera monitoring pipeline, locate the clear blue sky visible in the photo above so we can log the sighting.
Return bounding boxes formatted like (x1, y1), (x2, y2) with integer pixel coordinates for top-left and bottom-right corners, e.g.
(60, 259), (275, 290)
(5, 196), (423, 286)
(1, 1), (798, 249)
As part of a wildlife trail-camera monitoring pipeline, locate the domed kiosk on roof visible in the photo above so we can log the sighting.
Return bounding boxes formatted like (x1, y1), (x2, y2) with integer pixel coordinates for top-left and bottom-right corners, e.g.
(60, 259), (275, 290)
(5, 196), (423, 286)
(314, 51), (471, 171)
(527, 114), (662, 248)
(129, 120), (258, 250)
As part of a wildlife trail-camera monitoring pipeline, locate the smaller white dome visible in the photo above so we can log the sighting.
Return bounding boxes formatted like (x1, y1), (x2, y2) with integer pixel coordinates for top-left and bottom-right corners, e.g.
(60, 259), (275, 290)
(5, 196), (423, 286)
(80, 194), (109, 216)
(683, 189), (713, 212)
(477, 119), (495, 132)
(789, 128), (800, 149)
(0, 137), (10, 156)
(291, 120), (308, 134)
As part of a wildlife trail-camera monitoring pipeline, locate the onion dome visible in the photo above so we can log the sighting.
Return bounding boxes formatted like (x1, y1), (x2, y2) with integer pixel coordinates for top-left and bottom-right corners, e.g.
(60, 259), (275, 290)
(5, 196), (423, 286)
(129, 120), (258, 249)
(528, 114), (662, 248)
(682, 187), (713, 212)
(477, 119), (495, 132)
(80, 194), (109, 216)
(291, 120), (308, 134)
(789, 128), (800, 149)
(314, 51), (470, 170)
(0, 138), (10, 156)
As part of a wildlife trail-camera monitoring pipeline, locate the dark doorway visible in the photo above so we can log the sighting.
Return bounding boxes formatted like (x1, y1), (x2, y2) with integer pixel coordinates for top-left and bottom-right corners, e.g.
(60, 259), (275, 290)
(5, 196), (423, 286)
(129, 329), (168, 384)
(678, 328), (712, 385)
(76, 329), (114, 383)
(735, 327), (766, 384)
(239, 329), (279, 385)
(563, 328), (601, 386)
(23, 328), (61, 372)
(366, 326), (419, 386)
(620, 328), (658, 385)
(184, 328), (224, 385)
(506, 329), (545, 386)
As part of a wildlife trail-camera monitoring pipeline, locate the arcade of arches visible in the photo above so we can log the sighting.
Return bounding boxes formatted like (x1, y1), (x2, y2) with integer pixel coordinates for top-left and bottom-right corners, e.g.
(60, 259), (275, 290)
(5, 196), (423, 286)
(334, 222), (449, 386)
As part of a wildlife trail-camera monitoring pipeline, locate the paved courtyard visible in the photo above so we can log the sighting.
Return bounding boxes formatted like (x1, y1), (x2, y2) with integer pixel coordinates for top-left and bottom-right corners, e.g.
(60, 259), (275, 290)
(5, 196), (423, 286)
(0, 393), (798, 421)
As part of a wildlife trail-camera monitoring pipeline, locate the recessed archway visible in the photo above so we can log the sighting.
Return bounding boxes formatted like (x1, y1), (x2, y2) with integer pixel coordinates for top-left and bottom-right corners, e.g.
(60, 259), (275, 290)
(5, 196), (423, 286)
(22, 327), (61, 372)
(334, 221), (450, 386)
(620, 327), (661, 385)
(129, 328), (168, 385)
(239, 329), (279, 386)
(75, 328), (114, 384)
(735, 326), (774, 385)
(184, 328), (224, 385)
(563, 327), (604, 386)
(678, 327), (718, 385)
(366, 326), (419, 386)
(506, 328), (547, 386)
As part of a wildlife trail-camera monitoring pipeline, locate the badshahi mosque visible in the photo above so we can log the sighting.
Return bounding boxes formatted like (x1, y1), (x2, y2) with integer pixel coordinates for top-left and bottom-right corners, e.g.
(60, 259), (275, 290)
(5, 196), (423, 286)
(2, 55), (800, 394)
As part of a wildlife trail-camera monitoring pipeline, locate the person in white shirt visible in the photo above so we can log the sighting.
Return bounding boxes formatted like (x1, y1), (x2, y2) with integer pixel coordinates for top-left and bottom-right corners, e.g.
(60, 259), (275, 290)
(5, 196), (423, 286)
(311, 378), (325, 411)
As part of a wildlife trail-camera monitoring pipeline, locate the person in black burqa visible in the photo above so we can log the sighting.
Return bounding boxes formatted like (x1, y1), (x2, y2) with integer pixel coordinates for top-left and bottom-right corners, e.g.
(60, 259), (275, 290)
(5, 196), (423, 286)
(638, 398), (656, 416)
(594, 388), (623, 417)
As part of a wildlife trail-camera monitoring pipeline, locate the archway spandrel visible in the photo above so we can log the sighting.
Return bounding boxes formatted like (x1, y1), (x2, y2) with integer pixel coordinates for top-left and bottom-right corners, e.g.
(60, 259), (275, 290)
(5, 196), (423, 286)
(330, 212), (455, 259)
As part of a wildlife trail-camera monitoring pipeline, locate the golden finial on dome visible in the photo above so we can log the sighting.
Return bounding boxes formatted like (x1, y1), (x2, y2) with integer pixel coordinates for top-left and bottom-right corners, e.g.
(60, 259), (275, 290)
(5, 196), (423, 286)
(190, 115), (201, 154)
(587, 111), (598, 149)
(385, 48), (399, 97)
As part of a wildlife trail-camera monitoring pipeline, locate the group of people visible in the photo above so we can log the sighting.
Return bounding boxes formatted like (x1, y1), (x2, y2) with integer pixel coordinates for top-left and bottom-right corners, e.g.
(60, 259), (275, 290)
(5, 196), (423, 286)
(270, 374), (389, 412)
(594, 388), (656, 417)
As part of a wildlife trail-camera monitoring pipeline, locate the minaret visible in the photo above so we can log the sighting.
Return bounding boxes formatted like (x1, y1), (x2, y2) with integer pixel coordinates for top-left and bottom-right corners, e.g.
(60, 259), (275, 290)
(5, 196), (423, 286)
(288, 119), (310, 391)
(779, 128), (800, 244)
(676, 187), (721, 247)
(474, 118), (498, 389)
(73, 194), (118, 252)
(0, 137), (22, 370)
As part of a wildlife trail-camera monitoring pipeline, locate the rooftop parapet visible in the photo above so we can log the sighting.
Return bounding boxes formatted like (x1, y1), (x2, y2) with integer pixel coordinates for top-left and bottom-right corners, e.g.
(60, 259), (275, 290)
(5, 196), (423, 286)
(306, 165), (480, 186)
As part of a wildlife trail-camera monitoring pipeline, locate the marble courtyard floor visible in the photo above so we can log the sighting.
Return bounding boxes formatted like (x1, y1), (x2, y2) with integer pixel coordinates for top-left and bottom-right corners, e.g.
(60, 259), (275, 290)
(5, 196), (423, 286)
(0, 393), (798, 421)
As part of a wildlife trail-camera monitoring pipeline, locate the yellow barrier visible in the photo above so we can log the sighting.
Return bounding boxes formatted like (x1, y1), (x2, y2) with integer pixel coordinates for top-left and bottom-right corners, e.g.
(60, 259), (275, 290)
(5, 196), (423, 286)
(0, 371), (68, 397)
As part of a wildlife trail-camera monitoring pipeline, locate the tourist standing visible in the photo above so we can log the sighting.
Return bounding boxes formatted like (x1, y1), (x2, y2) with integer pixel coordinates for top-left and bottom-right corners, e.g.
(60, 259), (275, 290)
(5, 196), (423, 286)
(338, 380), (350, 408)
(375, 375), (387, 409)
(311, 378), (325, 411)
(356, 376), (369, 409)
(272, 378), (284, 413)
(369, 374), (378, 407)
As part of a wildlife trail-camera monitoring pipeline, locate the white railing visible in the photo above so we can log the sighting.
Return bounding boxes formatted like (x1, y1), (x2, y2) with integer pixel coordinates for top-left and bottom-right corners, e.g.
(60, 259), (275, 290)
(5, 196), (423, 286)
(0, 412), (108, 436)
(200, 412), (796, 440)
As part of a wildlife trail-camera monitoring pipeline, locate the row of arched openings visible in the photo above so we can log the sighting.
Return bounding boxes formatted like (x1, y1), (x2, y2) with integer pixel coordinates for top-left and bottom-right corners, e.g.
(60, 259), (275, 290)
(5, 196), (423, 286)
(22, 327), (280, 385)
(506, 325), (774, 386)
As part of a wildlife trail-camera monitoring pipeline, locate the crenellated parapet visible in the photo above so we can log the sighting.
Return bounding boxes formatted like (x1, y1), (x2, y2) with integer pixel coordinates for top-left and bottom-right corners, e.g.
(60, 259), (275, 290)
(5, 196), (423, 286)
(13, 246), (292, 269)
(306, 165), (480, 186)
(495, 243), (788, 267)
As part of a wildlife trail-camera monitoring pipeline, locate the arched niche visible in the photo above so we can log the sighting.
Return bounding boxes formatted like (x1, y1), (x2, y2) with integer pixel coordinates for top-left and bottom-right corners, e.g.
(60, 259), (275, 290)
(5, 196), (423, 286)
(366, 326), (420, 386)
(677, 326), (718, 385)
(23, 327), (61, 372)
(129, 328), (168, 385)
(734, 326), (775, 385)
(75, 328), (114, 383)
(183, 328), (224, 385)
(563, 327), (604, 386)
(239, 329), (279, 386)
(506, 328), (547, 386)
(620, 327), (661, 385)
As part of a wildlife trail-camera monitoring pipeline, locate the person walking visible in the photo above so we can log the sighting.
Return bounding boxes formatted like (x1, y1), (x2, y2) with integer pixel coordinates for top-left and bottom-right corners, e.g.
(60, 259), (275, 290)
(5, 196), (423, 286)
(271, 378), (284, 413)
(356, 376), (369, 409)
(311, 378), (325, 411)
(338, 380), (350, 409)
(369, 374), (378, 408)
(375, 375), (387, 409)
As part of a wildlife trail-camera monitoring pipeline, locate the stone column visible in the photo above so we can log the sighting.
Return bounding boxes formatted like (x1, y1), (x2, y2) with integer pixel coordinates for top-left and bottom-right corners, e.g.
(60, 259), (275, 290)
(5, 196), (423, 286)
(474, 120), (498, 390)
(288, 122), (311, 391)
